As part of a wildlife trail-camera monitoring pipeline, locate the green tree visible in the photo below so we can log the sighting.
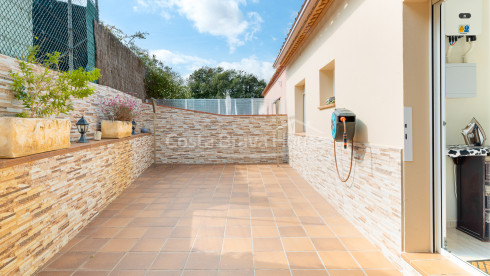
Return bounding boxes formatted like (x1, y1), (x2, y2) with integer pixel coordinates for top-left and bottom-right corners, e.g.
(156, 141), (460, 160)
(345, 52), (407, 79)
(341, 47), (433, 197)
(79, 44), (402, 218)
(187, 67), (266, 99)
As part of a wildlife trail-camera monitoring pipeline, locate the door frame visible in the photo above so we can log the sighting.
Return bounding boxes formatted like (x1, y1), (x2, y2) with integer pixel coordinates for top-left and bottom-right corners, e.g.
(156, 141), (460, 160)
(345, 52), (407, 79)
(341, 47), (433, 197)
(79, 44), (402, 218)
(432, 2), (488, 274)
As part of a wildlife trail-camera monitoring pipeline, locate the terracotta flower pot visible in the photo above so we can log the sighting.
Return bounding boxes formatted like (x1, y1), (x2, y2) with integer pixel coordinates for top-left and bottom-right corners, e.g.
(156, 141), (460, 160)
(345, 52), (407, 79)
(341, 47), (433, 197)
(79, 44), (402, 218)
(101, 120), (132, 139)
(0, 117), (71, 158)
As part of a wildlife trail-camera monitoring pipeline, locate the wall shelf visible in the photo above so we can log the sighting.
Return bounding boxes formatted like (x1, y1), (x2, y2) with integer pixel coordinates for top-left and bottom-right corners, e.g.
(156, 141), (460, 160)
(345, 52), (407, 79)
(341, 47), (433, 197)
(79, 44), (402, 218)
(318, 103), (335, 110)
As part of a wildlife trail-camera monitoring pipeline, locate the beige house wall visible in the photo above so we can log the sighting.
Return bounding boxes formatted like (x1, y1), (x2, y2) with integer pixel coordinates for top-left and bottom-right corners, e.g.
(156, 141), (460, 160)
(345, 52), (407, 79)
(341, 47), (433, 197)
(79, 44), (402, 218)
(283, 0), (423, 269)
(284, 0), (436, 264)
(285, 0), (405, 146)
(263, 69), (287, 114)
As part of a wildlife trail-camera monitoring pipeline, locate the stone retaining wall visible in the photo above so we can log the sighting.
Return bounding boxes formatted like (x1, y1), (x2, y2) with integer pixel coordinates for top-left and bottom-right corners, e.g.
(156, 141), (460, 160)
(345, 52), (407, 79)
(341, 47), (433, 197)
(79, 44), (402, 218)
(0, 134), (153, 276)
(288, 134), (403, 269)
(144, 106), (288, 164)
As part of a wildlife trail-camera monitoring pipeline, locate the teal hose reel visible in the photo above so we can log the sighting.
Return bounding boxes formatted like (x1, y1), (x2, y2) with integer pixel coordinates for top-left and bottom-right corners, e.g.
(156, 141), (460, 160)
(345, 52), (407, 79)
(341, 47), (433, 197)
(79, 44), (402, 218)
(331, 108), (356, 182)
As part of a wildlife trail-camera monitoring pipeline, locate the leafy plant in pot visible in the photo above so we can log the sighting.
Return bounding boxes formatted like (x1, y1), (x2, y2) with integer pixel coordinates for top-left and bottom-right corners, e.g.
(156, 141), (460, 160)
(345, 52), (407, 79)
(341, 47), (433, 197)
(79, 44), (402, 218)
(100, 95), (141, 139)
(0, 46), (100, 158)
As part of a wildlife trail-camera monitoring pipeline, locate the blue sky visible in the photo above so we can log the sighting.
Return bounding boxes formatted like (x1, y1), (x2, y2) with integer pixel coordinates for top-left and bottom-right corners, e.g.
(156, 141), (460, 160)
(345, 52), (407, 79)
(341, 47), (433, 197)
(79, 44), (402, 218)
(98, 0), (301, 81)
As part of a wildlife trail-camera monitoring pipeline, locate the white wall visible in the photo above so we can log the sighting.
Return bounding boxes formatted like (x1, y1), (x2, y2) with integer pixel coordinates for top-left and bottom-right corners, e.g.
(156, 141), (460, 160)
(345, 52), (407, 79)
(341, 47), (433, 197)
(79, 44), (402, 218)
(285, 0), (405, 147)
(263, 69), (287, 114)
(445, 0), (490, 223)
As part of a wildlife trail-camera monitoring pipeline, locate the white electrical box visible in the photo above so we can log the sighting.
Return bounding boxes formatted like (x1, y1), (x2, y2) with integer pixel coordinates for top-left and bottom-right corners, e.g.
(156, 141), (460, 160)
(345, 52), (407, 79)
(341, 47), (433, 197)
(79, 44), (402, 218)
(445, 0), (482, 36)
(446, 63), (477, 98)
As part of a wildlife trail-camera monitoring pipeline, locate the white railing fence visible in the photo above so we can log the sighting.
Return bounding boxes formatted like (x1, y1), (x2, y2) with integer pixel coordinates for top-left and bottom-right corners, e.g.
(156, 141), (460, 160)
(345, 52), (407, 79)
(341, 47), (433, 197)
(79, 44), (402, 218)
(154, 98), (277, 115)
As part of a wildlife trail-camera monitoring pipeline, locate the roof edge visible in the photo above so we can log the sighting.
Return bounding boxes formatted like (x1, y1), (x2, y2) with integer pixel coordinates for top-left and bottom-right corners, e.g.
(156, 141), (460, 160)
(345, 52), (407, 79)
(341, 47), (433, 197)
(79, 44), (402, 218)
(273, 0), (335, 68)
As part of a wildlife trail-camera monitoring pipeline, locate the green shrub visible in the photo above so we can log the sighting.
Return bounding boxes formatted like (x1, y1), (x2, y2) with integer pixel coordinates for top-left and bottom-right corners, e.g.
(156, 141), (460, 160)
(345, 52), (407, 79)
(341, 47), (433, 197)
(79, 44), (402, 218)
(9, 46), (101, 118)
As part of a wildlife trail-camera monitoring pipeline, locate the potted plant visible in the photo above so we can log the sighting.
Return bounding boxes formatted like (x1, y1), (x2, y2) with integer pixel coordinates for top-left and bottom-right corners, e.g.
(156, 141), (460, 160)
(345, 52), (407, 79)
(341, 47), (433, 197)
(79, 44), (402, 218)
(0, 46), (100, 158)
(100, 95), (141, 139)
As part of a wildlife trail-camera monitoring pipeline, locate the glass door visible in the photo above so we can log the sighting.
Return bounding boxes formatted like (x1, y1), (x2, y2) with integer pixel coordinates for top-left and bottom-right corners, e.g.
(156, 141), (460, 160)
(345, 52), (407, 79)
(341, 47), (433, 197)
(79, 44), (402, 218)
(434, 1), (490, 275)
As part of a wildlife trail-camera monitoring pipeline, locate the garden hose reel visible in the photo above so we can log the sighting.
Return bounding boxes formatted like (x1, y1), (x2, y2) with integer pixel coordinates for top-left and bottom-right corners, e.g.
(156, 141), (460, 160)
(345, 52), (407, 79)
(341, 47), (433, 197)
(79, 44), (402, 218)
(331, 109), (356, 182)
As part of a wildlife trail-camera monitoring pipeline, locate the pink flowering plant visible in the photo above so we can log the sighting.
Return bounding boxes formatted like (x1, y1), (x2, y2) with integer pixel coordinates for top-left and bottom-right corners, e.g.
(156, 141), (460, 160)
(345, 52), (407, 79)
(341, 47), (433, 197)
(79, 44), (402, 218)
(101, 94), (141, 121)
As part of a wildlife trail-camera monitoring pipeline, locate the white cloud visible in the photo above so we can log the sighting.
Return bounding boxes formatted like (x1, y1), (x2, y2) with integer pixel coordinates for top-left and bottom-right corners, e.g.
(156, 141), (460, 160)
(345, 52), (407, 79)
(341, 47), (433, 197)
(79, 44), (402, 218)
(133, 0), (263, 52)
(150, 49), (214, 74)
(218, 55), (274, 81)
(150, 49), (274, 81)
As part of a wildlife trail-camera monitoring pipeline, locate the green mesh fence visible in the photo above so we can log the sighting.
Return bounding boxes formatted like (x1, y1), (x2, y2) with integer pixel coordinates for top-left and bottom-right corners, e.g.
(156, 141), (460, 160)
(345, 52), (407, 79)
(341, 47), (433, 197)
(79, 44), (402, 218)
(0, 0), (98, 71)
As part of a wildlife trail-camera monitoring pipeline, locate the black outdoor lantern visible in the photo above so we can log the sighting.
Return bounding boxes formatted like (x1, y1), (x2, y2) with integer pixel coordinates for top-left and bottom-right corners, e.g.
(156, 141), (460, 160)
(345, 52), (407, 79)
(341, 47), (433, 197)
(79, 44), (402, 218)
(76, 116), (89, 143)
(132, 120), (136, 135)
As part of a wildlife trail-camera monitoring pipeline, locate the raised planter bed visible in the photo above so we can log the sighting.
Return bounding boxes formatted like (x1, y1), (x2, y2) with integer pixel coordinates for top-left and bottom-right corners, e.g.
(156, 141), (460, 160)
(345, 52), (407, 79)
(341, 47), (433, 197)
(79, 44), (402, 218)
(101, 120), (132, 139)
(0, 117), (71, 158)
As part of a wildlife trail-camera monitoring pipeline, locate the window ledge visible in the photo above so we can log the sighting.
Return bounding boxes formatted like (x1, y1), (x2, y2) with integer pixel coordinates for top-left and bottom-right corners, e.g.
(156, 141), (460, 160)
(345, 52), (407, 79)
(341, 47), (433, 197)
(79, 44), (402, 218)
(318, 103), (335, 110)
(295, 132), (306, 137)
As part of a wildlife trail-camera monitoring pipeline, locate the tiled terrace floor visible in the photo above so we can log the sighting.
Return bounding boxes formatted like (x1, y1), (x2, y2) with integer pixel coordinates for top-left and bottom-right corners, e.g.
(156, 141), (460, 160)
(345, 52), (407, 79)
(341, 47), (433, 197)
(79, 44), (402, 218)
(37, 164), (401, 276)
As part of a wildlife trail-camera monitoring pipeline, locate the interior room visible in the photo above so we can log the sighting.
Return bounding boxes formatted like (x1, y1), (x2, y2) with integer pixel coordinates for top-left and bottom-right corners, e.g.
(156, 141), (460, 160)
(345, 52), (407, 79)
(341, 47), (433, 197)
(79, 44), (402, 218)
(443, 0), (490, 273)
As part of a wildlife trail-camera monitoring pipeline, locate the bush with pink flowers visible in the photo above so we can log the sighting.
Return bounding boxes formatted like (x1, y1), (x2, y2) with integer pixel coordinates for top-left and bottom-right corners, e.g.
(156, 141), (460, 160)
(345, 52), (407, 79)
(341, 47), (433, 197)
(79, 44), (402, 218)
(101, 95), (141, 121)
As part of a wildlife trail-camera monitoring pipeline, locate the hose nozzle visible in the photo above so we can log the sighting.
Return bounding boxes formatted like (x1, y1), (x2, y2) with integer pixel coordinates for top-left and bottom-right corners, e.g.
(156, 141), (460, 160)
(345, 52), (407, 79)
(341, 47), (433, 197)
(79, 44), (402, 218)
(341, 117), (347, 149)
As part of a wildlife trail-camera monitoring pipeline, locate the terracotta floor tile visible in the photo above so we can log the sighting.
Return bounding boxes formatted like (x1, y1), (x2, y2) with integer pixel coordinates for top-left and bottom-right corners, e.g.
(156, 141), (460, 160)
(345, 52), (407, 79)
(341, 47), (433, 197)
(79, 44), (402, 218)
(104, 218), (132, 228)
(278, 226), (307, 237)
(99, 239), (138, 252)
(146, 271), (182, 276)
(128, 218), (156, 227)
(115, 227), (148, 239)
(254, 251), (289, 269)
(197, 227), (225, 238)
(70, 238), (109, 252)
(109, 269), (146, 276)
(47, 252), (91, 269)
(292, 270), (329, 276)
(311, 238), (345, 251)
(222, 238), (252, 252)
(351, 252), (396, 270)
(91, 228), (121, 239)
(162, 238), (194, 252)
(318, 251), (360, 270)
(143, 227), (173, 239)
(304, 225), (335, 238)
(151, 253), (189, 270)
(282, 237), (315, 251)
(341, 238), (377, 251)
(226, 226), (252, 238)
(131, 238), (166, 252)
(73, 271), (110, 276)
(37, 165), (403, 276)
(192, 237), (223, 252)
(185, 252), (220, 270)
(170, 226), (200, 238)
(82, 252), (124, 270)
(287, 252), (324, 269)
(182, 270), (218, 276)
(220, 252), (254, 269)
(219, 269), (254, 276)
(255, 270), (291, 276)
(253, 238), (284, 252)
(364, 269), (403, 276)
(327, 270), (365, 276)
(252, 226), (279, 237)
(152, 217), (180, 227)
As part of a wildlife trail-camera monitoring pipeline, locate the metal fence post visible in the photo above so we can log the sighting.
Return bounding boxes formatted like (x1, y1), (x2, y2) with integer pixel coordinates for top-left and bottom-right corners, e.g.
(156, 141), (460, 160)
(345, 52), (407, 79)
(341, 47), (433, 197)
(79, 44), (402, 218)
(95, 0), (100, 21)
(67, 0), (74, 71)
(251, 98), (254, 115)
